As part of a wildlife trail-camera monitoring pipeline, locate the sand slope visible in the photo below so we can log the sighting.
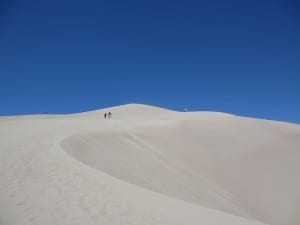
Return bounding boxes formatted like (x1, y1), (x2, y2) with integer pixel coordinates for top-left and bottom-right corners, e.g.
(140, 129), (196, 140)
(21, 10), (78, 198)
(1, 104), (299, 225)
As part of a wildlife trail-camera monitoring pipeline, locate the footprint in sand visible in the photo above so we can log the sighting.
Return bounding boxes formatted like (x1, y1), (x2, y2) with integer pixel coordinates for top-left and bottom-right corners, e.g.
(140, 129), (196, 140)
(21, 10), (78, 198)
(28, 216), (36, 222)
(16, 201), (24, 206)
(9, 192), (16, 198)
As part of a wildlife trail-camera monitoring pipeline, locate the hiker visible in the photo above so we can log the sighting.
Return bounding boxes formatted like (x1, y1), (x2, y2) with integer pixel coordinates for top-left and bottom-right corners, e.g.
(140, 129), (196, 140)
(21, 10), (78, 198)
(104, 113), (107, 119)
(108, 112), (112, 118)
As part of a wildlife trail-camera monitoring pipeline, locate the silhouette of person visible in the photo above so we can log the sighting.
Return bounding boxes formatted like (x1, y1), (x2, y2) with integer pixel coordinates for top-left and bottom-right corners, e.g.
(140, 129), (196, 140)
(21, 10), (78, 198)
(104, 113), (107, 119)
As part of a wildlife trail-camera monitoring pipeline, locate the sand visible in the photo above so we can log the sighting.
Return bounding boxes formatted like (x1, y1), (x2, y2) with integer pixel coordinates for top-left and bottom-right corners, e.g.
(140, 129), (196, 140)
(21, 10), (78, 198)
(1, 103), (299, 225)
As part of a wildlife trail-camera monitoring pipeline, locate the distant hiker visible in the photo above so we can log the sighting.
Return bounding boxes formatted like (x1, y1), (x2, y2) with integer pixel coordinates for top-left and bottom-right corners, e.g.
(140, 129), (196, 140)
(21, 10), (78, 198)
(104, 113), (107, 119)
(108, 112), (112, 118)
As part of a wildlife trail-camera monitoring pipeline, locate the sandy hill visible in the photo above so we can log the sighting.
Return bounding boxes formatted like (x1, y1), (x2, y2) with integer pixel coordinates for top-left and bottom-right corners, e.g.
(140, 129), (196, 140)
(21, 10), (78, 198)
(0, 103), (299, 225)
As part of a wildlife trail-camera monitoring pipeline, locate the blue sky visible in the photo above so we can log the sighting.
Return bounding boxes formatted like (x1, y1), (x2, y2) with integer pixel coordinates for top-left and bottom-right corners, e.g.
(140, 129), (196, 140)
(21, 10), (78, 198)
(0, 0), (299, 123)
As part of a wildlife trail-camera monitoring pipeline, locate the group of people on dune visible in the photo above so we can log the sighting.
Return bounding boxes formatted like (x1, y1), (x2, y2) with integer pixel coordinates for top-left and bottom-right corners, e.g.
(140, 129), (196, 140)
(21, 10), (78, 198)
(104, 112), (112, 119)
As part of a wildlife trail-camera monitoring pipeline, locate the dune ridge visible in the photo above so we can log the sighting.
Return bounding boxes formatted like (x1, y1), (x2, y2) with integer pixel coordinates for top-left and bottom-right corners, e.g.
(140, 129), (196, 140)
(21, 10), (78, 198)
(1, 104), (299, 225)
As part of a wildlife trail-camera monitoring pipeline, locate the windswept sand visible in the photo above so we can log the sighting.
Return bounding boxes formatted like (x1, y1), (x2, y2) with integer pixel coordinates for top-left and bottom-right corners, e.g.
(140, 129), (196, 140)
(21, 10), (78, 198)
(1, 104), (299, 225)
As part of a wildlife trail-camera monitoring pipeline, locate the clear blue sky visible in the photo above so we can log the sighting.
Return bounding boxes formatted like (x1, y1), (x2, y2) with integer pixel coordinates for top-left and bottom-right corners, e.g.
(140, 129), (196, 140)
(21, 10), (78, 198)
(1, 0), (299, 123)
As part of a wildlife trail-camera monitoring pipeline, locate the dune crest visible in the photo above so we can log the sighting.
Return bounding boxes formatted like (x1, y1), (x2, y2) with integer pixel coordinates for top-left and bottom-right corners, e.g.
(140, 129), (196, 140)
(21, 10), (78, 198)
(1, 104), (299, 225)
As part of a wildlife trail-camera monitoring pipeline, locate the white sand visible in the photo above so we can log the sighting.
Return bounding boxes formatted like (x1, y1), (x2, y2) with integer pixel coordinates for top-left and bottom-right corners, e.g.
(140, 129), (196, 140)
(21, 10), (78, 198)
(1, 103), (299, 225)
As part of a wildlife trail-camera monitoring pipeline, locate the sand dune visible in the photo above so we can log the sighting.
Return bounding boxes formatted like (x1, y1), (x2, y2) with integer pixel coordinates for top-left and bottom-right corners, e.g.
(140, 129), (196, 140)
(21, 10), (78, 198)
(1, 103), (299, 225)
